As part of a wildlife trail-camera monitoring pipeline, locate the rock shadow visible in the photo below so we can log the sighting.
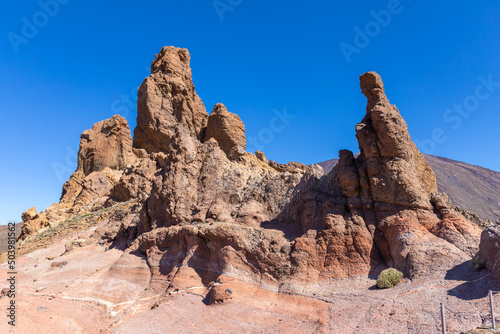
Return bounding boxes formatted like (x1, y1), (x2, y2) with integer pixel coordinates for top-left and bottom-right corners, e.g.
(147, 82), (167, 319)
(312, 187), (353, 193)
(446, 261), (493, 300)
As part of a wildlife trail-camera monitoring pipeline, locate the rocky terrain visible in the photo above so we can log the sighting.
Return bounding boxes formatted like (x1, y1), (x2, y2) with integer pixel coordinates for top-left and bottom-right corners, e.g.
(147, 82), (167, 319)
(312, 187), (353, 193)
(2, 46), (499, 333)
(318, 155), (500, 223)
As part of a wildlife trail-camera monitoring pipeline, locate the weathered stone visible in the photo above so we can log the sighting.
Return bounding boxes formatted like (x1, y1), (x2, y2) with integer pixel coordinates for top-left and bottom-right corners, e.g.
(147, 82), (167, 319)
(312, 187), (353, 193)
(78, 114), (136, 176)
(205, 103), (246, 159)
(133, 46), (208, 154)
(22, 207), (37, 222)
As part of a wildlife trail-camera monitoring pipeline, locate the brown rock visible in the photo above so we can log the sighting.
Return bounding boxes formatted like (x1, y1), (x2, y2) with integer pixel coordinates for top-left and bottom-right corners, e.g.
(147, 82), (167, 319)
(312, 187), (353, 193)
(20, 116), (138, 239)
(0, 288), (10, 297)
(276, 71), (479, 278)
(51, 261), (68, 268)
(255, 150), (267, 162)
(356, 71), (437, 210)
(22, 207), (37, 222)
(17, 46), (482, 293)
(208, 284), (234, 304)
(133, 46), (208, 154)
(477, 225), (500, 279)
(205, 103), (246, 159)
(78, 114), (136, 176)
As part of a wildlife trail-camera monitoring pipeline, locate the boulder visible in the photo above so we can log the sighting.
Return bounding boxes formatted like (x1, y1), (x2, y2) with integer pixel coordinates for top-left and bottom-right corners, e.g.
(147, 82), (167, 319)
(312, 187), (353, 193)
(205, 103), (246, 159)
(22, 207), (37, 222)
(78, 114), (136, 176)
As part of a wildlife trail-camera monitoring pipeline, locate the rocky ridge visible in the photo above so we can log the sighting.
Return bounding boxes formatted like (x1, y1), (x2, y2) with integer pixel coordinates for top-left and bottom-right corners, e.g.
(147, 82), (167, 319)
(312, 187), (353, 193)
(18, 47), (483, 296)
(318, 154), (500, 224)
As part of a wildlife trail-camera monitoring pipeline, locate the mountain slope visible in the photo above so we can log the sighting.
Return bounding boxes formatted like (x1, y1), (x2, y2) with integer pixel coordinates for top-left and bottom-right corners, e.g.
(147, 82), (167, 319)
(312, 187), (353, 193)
(317, 154), (500, 222)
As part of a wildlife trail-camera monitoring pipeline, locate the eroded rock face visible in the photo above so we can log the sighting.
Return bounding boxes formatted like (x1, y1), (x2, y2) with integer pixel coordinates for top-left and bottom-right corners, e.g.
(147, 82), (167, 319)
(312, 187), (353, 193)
(20, 115), (143, 239)
(476, 225), (500, 280)
(78, 115), (137, 176)
(140, 137), (303, 233)
(133, 46), (208, 154)
(22, 207), (37, 222)
(356, 72), (437, 210)
(205, 103), (246, 159)
(274, 72), (480, 279)
(60, 114), (138, 207)
(19, 47), (482, 291)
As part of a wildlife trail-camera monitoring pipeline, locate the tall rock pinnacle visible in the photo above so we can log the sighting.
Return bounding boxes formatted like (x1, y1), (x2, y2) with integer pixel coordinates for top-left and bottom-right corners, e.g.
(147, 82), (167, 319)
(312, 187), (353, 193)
(355, 71), (438, 209)
(133, 46), (208, 153)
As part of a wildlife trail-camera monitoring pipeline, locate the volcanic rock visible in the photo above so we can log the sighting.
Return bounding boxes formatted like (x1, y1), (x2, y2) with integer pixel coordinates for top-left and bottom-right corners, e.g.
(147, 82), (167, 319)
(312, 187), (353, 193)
(205, 103), (246, 159)
(22, 207), (37, 222)
(18, 48), (482, 292)
(133, 46), (208, 154)
(356, 71), (437, 209)
(276, 72), (480, 278)
(20, 115), (140, 239)
(78, 114), (137, 176)
(476, 225), (500, 280)
(8, 46), (494, 334)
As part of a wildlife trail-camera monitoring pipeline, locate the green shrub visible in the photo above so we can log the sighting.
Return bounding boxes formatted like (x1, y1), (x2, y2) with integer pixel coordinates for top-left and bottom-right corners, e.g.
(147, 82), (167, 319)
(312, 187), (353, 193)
(377, 268), (403, 289)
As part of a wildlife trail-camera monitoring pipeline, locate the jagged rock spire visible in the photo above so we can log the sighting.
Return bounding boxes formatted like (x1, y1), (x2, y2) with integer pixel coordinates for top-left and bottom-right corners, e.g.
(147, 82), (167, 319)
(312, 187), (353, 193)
(133, 46), (208, 154)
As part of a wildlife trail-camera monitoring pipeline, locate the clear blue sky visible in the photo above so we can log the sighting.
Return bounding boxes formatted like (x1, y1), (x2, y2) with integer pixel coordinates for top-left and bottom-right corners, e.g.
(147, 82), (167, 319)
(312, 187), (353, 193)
(1, 1), (499, 224)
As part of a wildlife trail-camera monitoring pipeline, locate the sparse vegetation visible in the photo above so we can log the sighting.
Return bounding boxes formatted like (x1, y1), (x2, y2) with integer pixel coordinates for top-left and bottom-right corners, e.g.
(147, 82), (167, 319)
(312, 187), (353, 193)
(1, 200), (139, 262)
(377, 268), (403, 289)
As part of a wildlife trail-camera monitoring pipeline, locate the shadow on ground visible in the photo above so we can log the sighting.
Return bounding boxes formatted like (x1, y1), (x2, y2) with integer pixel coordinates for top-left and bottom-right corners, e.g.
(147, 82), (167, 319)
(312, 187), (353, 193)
(446, 261), (493, 300)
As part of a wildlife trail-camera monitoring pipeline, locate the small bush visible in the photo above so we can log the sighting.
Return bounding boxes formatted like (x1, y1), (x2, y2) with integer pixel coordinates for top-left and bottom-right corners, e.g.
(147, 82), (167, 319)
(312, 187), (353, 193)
(470, 257), (486, 271)
(377, 268), (403, 289)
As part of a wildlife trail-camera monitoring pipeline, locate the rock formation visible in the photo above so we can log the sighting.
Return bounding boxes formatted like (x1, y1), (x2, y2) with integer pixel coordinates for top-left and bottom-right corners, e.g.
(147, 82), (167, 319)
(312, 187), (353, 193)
(78, 115), (137, 176)
(20, 115), (140, 238)
(205, 103), (246, 159)
(476, 225), (500, 280)
(19, 47), (482, 291)
(133, 46), (208, 154)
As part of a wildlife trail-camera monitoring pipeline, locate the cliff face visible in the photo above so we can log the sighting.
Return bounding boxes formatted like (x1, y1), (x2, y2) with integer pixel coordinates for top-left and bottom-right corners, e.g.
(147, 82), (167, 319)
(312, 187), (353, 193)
(19, 47), (482, 289)
(133, 46), (208, 154)
(317, 155), (500, 224)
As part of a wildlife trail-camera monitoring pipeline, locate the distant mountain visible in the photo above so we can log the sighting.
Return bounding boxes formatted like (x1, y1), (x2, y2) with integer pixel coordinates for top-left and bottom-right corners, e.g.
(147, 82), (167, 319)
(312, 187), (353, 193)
(317, 154), (500, 222)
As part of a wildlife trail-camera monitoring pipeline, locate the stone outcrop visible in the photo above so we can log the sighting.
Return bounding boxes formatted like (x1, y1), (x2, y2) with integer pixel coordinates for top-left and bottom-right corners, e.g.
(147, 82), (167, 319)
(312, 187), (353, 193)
(20, 115), (142, 239)
(476, 225), (500, 280)
(133, 46), (208, 154)
(274, 72), (480, 279)
(22, 207), (37, 222)
(205, 103), (246, 159)
(78, 115), (137, 176)
(11, 46), (499, 334)
(19, 47), (483, 290)
(356, 72), (437, 209)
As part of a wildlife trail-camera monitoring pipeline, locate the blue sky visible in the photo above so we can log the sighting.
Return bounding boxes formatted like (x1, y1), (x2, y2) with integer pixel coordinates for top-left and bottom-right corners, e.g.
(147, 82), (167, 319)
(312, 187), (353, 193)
(1, 0), (499, 224)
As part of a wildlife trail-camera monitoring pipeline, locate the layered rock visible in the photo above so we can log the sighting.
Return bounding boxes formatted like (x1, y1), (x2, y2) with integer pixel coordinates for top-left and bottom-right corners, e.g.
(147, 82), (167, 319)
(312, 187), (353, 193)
(356, 72), (437, 209)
